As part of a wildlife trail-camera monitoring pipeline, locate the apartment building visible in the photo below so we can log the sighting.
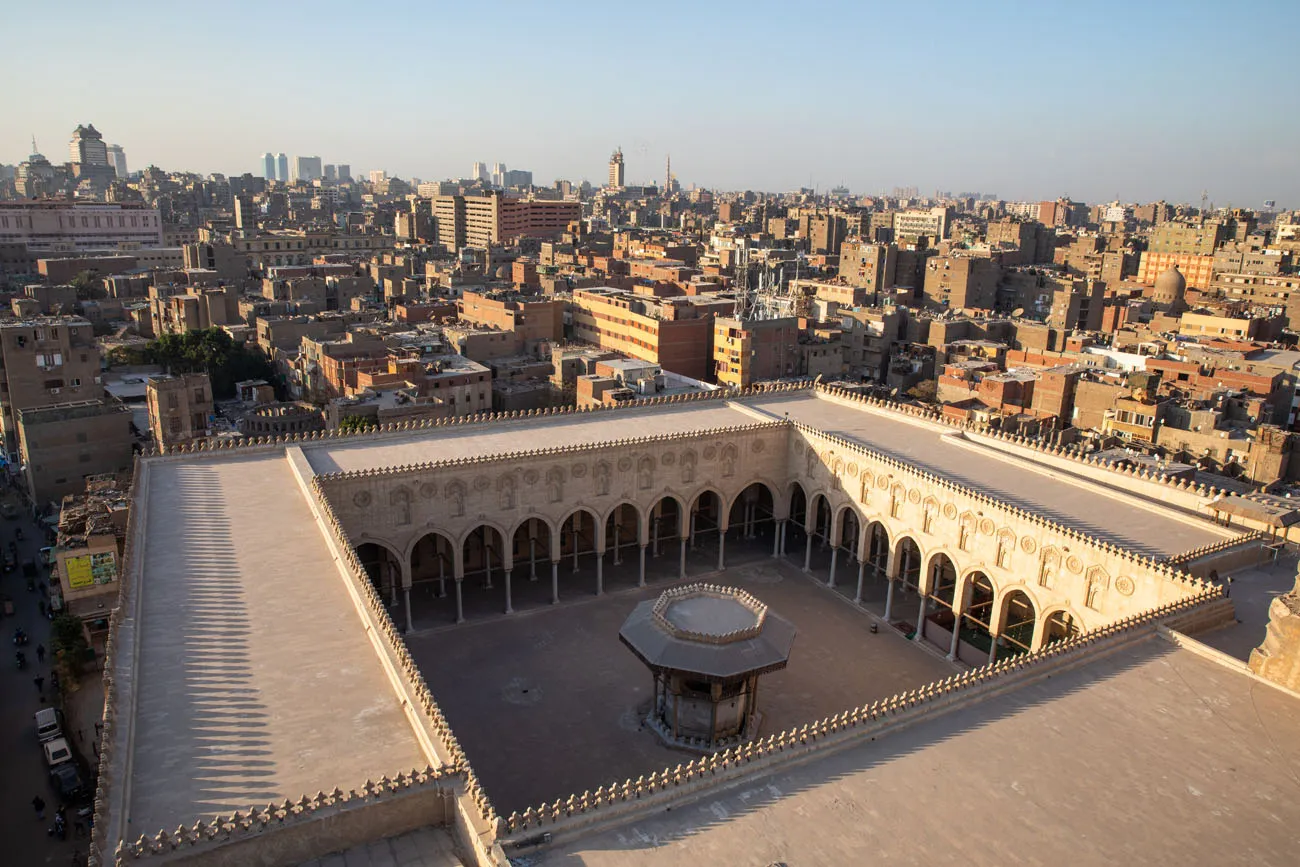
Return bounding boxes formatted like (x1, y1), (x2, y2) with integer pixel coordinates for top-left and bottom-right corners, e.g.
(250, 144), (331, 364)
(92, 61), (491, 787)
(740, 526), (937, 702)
(0, 317), (103, 460)
(570, 288), (714, 379)
(712, 316), (799, 388)
(458, 290), (564, 347)
(223, 228), (394, 269)
(19, 401), (133, 505)
(0, 202), (163, 252)
(432, 192), (580, 251)
(838, 241), (898, 292)
(1136, 251), (1215, 289)
(922, 256), (1001, 311)
(146, 373), (214, 448)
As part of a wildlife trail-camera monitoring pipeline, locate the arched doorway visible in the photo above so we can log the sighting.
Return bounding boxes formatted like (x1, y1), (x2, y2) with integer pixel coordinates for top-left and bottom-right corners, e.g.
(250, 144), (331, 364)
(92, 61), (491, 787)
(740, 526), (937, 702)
(689, 490), (725, 571)
(1043, 609), (1081, 647)
(603, 504), (642, 590)
(409, 531), (455, 627)
(854, 521), (892, 608)
(825, 506), (860, 590)
(559, 508), (602, 595)
(460, 525), (506, 620)
(957, 572), (997, 664)
(727, 482), (777, 562)
(356, 541), (401, 606)
(997, 589), (1037, 659)
(884, 536), (922, 629)
(784, 483), (809, 562)
(917, 552), (958, 652)
(509, 518), (554, 611)
(649, 495), (685, 581)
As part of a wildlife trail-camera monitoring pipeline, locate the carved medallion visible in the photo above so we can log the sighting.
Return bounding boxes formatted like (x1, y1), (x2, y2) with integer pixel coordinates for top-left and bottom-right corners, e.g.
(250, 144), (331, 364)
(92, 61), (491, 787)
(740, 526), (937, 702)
(1020, 536), (1037, 554)
(662, 452), (676, 466)
(418, 483), (437, 499)
(571, 463), (587, 478)
(752, 440), (765, 453)
(473, 475), (490, 492)
(703, 445), (718, 461)
(353, 491), (372, 508)
(1115, 576), (1135, 596)
(907, 489), (921, 504)
(942, 503), (958, 519)
(877, 476), (891, 490)
(617, 456), (633, 471)
(522, 469), (539, 485)
(1067, 555), (1084, 574)
(847, 462), (858, 477)
(979, 518), (995, 536)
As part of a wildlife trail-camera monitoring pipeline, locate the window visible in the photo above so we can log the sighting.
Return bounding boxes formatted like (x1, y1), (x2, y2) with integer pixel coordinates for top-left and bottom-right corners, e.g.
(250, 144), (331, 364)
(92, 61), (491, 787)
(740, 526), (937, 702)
(69, 378), (81, 387)
(167, 393), (178, 410)
(193, 388), (205, 402)
(168, 417), (181, 434)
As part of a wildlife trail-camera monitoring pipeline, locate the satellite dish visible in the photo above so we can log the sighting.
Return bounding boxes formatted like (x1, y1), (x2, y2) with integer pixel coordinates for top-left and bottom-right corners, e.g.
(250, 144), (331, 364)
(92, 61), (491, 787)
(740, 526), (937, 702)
(890, 387), (900, 398)
(1012, 307), (1025, 317)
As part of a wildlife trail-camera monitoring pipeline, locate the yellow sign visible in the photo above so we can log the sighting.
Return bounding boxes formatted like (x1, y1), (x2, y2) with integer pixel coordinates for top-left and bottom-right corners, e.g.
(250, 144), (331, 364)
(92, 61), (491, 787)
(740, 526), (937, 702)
(65, 555), (94, 589)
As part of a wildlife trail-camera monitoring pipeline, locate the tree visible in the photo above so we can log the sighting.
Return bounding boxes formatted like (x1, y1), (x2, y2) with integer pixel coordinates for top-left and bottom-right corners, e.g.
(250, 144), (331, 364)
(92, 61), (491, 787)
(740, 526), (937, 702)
(50, 613), (91, 690)
(338, 415), (378, 434)
(907, 380), (938, 403)
(69, 270), (106, 301)
(149, 329), (278, 399)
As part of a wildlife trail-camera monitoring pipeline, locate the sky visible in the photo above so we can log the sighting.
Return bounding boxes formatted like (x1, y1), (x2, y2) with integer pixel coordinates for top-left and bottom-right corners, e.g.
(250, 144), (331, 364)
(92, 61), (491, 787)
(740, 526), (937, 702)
(2, 0), (1296, 207)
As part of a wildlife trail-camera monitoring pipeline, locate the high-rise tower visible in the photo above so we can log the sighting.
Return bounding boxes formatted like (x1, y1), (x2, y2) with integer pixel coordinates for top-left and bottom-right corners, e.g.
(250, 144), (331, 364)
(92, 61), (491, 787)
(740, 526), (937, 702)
(275, 153), (288, 182)
(261, 153), (276, 180)
(608, 148), (625, 189)
(106, 144), (128, 179)
(69, 124), (109, 167)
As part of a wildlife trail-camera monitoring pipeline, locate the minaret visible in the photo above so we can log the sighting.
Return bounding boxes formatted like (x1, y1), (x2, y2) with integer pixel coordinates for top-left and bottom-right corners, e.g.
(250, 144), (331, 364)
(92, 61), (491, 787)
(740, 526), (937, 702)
(665, 154), (671, 193)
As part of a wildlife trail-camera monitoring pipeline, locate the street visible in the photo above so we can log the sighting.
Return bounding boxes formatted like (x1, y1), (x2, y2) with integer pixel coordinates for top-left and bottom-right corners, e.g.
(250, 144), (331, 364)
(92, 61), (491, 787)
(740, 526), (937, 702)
(0, 499), (94, 866)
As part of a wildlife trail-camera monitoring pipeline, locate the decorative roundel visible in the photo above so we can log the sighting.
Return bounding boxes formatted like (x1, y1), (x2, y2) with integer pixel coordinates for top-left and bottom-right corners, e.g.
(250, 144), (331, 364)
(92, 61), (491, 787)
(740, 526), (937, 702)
(847, 462), (858, 477)
(473, 475), (491, 492)
(877, 476), (891, 490)
(1115, 576), (1135, 596)
(522, 469), (539, 485)
(662, 452), (676, 466)
(1020, 536), (1037, 554)
(571, 463), (587, 478)
(419, 483), (438, 499)
(1067, 555), (1084, 574)
(942, 503), (958, 520)
(752, 440), (765, 453)
(907, 489), (921, 504)
(617, 456), (633, 471)
(703, 445), (718, 460)
(353, 491), (372, 508)
(979, 518), (996, 536)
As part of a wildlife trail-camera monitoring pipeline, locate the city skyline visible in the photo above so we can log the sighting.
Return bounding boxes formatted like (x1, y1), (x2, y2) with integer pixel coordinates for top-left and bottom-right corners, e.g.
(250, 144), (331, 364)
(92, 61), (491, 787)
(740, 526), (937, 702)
(1, 0), (1296, 206)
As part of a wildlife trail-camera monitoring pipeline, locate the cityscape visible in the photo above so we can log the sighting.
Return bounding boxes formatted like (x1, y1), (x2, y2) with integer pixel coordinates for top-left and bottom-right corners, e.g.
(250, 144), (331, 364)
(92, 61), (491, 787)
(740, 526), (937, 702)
(2, 2), (1299, 866)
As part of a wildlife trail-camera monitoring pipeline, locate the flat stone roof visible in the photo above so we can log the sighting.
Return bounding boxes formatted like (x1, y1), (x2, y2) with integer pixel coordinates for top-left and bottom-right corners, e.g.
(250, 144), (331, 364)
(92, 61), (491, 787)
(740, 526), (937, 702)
(534, 639), (1300, 866)
(127, 453), (426, 834)
(741, 392), (1227, 557)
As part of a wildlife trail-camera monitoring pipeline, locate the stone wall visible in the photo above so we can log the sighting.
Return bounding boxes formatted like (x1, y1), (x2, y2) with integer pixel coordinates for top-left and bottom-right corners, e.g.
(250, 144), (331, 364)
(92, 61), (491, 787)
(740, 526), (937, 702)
(1250, 570), (1300, 692)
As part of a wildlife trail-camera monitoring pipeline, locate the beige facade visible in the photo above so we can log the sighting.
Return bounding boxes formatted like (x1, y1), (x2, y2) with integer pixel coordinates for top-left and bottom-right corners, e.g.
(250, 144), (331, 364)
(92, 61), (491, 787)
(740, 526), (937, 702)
(18, 401), (133, 505)
(0, 317), (102, 460)
(147, 373), (214, 448)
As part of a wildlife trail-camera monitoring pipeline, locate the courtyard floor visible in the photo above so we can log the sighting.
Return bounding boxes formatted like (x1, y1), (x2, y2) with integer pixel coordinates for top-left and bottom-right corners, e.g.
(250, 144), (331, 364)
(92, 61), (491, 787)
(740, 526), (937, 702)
(403, 542), (956, 815)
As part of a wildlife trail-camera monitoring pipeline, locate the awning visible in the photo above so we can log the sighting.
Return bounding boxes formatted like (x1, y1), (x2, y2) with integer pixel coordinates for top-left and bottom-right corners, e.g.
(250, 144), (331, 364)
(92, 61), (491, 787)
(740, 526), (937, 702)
(1209, 495), (1300, 527)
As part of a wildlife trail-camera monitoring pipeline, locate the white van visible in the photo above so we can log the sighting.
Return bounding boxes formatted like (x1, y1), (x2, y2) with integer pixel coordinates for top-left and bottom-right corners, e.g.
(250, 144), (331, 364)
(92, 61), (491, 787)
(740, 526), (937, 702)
(43, 736), (73, 767)
(34, 707), (63, 742)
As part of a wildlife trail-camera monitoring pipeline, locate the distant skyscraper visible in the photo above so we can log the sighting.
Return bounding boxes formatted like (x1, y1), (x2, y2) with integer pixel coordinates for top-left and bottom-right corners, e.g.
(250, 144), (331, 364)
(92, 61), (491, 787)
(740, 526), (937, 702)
(369, 169), (387, 185)
(473, 161), (488, 182)
(337, 164), (351, 182)
(490, 163), (507, 187)
(293, 156), (323, 182)
(69, 124), (109, 167)
(261, 153), (276, 179)
(608, 148), (625, 189)
(106, 144), (128, 179)
(275, 153), (288, 182)
(324, 164), (337, 181)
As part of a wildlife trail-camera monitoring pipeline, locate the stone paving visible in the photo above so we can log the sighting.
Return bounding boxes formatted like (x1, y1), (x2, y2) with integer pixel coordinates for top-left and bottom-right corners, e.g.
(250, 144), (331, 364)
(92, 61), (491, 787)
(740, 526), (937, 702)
(299, 826), (462, 867)
(404, 548), (956, 815)
(128, 454), (427, 836)
(528, 639), (1300, 867)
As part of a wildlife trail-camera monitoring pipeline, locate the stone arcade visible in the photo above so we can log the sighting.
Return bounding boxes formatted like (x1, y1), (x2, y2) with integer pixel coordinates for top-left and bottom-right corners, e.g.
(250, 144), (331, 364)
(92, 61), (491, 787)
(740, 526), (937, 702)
(88, 382), (1300, 867)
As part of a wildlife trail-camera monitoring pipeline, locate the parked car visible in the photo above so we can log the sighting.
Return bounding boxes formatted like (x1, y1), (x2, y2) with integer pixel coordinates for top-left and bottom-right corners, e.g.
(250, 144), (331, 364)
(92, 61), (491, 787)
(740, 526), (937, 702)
(35, 707), (64, 742)
(49, 761), (87, 803)
(0, 502), (17, 520)
(43, 736), (73, 767)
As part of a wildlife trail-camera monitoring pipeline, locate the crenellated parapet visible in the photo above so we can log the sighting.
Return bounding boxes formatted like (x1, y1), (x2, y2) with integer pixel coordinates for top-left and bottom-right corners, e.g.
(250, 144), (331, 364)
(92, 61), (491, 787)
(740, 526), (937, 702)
(500, 590), (1222, 844)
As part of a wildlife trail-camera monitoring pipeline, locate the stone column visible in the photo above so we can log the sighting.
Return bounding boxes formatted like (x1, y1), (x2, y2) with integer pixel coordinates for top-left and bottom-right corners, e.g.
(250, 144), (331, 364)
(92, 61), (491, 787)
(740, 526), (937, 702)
(529, 536), (537, 581)
(596, 553), (604, 596)
(803, 534), (813, 572)
(572, 519), (580, 574)
(987, 639), (998, 665)
(827, 547), (838, 588)
(779, 520), (787, 555)
(1029, 616), (1047, 652)
(652, 514), (661, 557)
(389, 561), (398, 606)
(484, 549), (493, 590)
(438, 557), (446, 598)
(613, 513), (622, 566)
(772, 520), (783, 557)
(689, 510), (697, 550)
(913, 594), (927, 642)
(504, 569), (513, 614)
(551, 561), (560, 605)
(638, 544), (647, 587)
(854, 557), (866, 604)
(454, 579), (465, 624)
(883, 577), (895, 621)
(717, 532), (726, 572)
(949, 612), (963, 660)
(679, 537), (687, 580)
(404, 587), (413, 633)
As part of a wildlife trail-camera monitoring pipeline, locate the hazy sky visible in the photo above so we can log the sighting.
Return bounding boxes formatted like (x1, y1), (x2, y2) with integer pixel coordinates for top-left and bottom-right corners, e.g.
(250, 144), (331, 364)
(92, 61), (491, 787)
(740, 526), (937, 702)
(3, 0), (1295, 207)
